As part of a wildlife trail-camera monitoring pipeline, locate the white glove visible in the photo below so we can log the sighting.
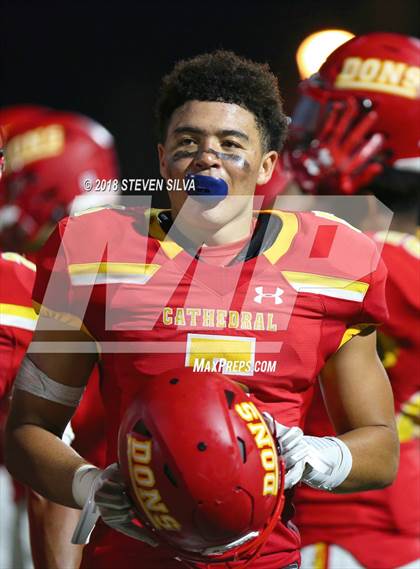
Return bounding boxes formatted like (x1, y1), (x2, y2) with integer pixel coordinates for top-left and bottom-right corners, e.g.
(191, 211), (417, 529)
(263, 413), (353, 491)
(71, 463), (157, 546)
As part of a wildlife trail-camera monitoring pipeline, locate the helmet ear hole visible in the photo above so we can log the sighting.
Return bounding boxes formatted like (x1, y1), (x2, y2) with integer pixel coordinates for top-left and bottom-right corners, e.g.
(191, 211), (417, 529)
(132, 420), (151, 437)
(164, 464), (178, 487)
(224, 389), (235, 408)
(237, 437), (247, 463)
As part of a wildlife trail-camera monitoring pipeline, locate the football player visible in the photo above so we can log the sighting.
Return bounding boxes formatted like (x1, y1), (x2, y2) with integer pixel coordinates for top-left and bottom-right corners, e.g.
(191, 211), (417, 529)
(0, 106), (119, 568)
(284, 33), (420, 569)
(5, 51), (399, 569)
(0, 108), (46, 569)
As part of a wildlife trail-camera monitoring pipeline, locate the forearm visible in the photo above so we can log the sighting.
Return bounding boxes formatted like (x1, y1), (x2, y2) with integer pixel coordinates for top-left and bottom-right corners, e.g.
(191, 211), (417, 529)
(5, 335), (98, 507)
(317, 333), (399, 492)
(5, 422), (86, 507)
(336, 424), (399, 491)
(28, 490), (83, 569)
(269, 413), (399, 493)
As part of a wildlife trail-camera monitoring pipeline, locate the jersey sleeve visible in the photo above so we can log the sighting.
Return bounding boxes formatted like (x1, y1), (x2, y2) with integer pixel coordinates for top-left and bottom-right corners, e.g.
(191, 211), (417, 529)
(0, 326), (17, 400)
(0, 326), (34, 400)
(0, 254), (37, 399)
(32, 218), (99, 341)
(32, 219), (73, 319)
(359, 245), (389, 326)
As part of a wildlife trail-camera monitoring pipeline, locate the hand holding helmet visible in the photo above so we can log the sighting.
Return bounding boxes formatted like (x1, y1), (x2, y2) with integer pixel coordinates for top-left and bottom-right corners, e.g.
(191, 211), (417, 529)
(263, 413), (353, 492)
(71, 462), (157, 546)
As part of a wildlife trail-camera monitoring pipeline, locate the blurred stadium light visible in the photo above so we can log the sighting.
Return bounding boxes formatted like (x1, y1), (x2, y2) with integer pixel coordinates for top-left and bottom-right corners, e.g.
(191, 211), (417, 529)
(296, 29), (355, 78)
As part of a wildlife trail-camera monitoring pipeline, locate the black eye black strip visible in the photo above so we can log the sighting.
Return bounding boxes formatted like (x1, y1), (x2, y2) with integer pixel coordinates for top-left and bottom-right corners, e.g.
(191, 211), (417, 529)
(171, 148), (249, 170)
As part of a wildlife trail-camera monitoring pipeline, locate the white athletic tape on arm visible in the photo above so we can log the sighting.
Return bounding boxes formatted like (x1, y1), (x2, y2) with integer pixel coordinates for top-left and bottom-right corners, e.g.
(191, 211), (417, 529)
(72, 464), (101, 508)
(303, 436), (353, 491)
(71, 464), (103, 544)
(14, 356), (85, 407)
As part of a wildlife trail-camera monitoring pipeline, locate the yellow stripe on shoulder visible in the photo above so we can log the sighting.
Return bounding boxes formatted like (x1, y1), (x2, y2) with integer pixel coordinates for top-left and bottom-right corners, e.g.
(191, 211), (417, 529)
(33, 301), (97, 339)
(0, 303), (37, 320)
(1, 252), (36, 272)
(68, 262), (160, 275)
(0, 302), (38, 331)
(32, 301), (101, 358)
(68, 262), (160, 286)
(282, 271), (369, 302)
(337, 323), (375, 351)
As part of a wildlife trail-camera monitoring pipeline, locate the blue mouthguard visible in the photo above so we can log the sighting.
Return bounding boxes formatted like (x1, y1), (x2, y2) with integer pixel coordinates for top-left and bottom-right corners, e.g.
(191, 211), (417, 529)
(186, 174), (228, 201)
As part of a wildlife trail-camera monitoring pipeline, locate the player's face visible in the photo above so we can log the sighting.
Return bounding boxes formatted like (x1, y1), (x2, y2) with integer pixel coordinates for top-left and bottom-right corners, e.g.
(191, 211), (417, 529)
(158, 101), (277, 223)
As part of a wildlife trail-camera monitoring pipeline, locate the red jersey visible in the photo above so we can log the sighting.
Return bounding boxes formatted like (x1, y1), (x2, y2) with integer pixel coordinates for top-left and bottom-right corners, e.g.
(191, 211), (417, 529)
(294, 231), (420, 569)
(0, 252), (36, 501)
(32, 206), (387, 569)
(0, 252), (36, 401)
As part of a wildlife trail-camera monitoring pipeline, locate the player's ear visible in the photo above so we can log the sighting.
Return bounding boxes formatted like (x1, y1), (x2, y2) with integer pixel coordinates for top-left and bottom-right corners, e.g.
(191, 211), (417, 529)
(158, 143), (168, 179)
(256, 151), (277, 186)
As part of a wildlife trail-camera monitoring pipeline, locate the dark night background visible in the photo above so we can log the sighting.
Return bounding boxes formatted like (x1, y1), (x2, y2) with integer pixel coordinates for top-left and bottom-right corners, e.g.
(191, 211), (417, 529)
(2, 0), (419, 194)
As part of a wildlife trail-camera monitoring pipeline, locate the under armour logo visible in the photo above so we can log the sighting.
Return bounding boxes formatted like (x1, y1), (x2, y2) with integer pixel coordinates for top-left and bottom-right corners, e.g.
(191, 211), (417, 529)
(254, 287), (284, 304)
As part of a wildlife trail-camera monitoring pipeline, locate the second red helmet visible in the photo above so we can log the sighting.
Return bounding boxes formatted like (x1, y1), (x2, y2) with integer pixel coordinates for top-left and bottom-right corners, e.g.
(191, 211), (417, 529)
(285, 33), (420, 194)
(0, 108), (119, 251)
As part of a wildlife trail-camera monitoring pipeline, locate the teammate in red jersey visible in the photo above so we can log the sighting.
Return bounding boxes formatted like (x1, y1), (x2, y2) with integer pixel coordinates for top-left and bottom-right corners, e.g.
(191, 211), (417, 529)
(0, 136), (35, 384)
(0, 124), (39, 569)
(0, 252), (37, 569)
(5, 51), (398, 569)
(0, 252), (36, 401)
(284, 33), (420, 569)
(0, 106), (119, 568)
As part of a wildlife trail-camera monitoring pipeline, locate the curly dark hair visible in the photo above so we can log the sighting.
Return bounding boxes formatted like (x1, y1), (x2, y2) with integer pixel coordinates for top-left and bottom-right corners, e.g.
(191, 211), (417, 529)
(156, 50), (288, 152)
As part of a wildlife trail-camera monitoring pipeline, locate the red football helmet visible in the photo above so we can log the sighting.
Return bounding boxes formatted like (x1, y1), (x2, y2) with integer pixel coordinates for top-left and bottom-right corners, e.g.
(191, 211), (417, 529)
(118, 368), (285, 566)
(0, 106), (49, 205)
(285, 33), (420, 194)
(0, 105), (50, 134)
(0, 108), (119, 251)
